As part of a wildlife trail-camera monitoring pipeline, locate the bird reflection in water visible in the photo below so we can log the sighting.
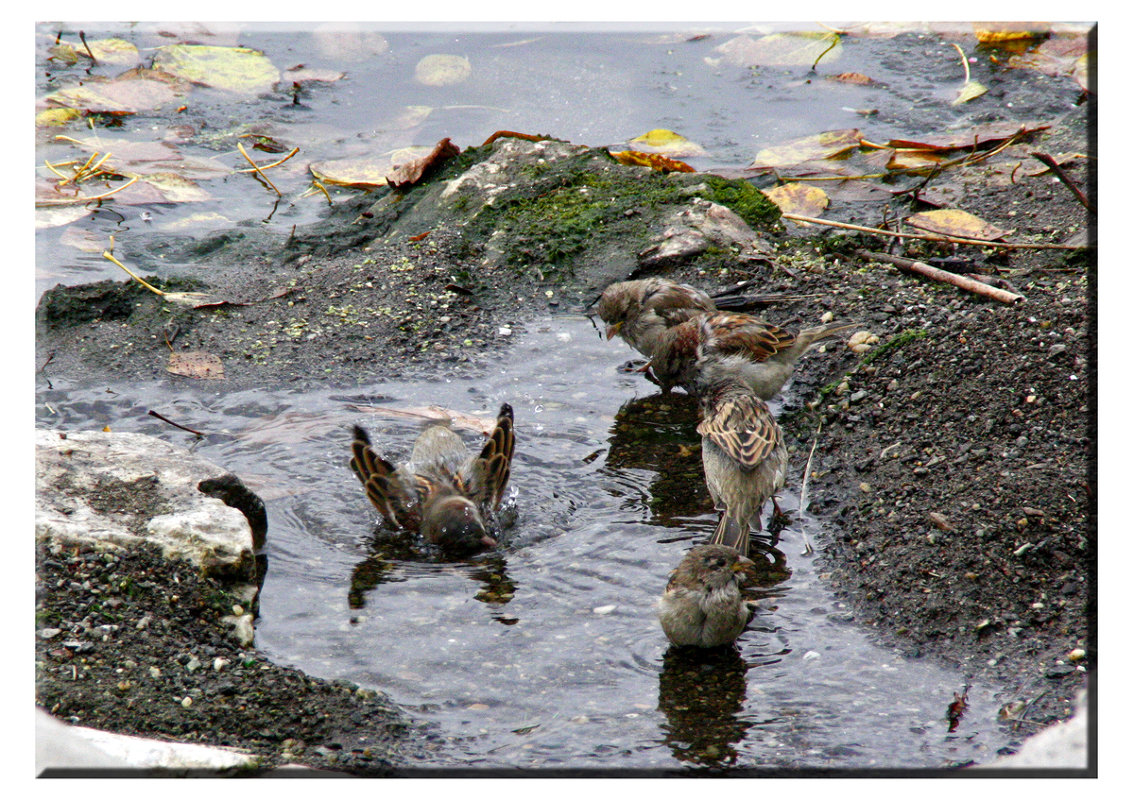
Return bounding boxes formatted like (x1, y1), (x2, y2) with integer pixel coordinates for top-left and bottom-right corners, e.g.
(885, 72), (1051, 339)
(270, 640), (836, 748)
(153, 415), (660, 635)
(657, 536), (791, 768)
(347, 542), (518, 625)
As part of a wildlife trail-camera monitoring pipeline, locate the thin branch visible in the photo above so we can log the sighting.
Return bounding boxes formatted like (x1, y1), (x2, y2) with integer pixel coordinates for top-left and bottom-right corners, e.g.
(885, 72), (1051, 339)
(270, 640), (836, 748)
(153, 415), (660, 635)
(811, 33), (840, 71)
(781, 212), (1087, 251)
(235, 146), (300, 173)
(36, 176), (138, 206)
(951, 42), (971, 85)
(858, 249), (1025, 304)
(236, 142), (282, 196)
(148, 409), (204, 437)
(797, 422), (822, 556)
(1031, 152), (1095, 214)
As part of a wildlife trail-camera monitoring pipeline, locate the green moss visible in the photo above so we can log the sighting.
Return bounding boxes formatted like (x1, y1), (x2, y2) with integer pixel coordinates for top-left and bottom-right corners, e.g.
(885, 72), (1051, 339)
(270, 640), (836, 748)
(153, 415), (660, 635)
(860, 328), (927, 367)
(699, 175), (782, 229)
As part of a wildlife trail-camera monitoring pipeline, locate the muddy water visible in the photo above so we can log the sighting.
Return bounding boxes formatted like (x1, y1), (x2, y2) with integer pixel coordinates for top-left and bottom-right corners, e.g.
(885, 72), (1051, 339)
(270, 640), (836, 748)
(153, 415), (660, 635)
(35, 315), (1016, 769)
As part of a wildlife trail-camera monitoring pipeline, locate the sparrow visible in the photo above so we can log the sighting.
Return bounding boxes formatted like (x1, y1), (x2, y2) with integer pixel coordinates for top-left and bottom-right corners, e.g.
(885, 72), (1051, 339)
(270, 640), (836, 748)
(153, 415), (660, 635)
(594, 278), (721, 359)
(349, 403), (515, 556)
(696, 343), (788, 555)
(657, 544), (755, 648)
(651, 312), (860, 399)
(594, 278), (856, 399)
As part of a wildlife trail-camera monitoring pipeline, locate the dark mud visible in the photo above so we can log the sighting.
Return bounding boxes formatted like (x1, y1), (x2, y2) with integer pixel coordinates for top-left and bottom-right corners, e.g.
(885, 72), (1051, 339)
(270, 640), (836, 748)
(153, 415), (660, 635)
(35, 108), (1094, 771)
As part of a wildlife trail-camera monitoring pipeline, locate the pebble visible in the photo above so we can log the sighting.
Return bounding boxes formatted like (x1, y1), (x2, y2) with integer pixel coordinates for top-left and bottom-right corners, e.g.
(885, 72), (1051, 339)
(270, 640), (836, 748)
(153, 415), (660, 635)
(592, 605), (616, 616)
(38, 628), (62, 640)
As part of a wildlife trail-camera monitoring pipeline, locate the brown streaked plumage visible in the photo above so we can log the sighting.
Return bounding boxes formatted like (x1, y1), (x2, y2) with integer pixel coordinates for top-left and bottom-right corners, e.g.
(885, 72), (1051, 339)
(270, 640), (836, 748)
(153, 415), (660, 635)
(657, 544), (755, 648)
(594, 279), (856, 399)
(350, 403), (515, 555)
(696, 357), (788, 555)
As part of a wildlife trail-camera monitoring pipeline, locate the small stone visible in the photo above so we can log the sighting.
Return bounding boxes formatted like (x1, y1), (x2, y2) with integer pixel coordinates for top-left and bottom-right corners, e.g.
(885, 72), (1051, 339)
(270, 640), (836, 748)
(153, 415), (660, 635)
(858, 482), (871, 493)
(849, 390), (867, 403)
(149, 666), (162, 679)
(498, 326), (512, 337)
(592, 605), (617, 615)
(185, 656), (201, 673)
(802, 651), (820, 661)
(1067, 648), (1086, 662)
(38, 628), (63, 640)
(927, 512), (954, 531)
(213, 657), (231, 672)
(181, 696), (193, 708)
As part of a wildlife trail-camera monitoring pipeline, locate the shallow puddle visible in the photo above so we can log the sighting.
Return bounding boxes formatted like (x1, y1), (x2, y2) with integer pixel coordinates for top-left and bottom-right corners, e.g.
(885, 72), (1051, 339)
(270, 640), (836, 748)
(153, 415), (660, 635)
(36, 315), (1017, 770)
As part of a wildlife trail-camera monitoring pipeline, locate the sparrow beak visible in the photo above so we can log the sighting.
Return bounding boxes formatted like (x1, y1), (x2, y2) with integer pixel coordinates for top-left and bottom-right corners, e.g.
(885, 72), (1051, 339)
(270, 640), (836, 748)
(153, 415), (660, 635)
(732, 555), (756, 572)
(605, 322), (622, 340)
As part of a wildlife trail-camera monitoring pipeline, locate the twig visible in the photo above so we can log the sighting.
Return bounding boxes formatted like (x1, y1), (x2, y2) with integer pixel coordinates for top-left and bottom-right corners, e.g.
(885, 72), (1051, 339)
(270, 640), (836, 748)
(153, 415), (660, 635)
(78, 31), (98, 66)
(782, 212), (1086, 251)
(798, 421), (822, 556)
(148, 409), (204, 437)
(103, 242), (167, 298)
(235, 146), (299, 173)
(236, 142), (282, 196)
(858, 249), (1025, 304)
(1031, 152), (1095, 214)
(952, 42), (971, 85)
(311, 179), (332, 205)
(36, 176), (138, 206)
(811, 33), (840, 71)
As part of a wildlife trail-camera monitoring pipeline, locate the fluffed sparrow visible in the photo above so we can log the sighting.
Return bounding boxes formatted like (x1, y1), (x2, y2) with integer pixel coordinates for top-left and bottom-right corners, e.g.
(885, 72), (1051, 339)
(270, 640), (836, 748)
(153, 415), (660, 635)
(696, 348), (788, 555)
(349, 403), (515, 555)
(657, 544), (755, 648)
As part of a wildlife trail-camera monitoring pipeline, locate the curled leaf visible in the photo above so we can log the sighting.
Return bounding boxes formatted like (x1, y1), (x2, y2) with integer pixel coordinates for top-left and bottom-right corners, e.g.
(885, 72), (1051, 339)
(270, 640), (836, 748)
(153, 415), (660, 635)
(628, 129), (707, 157)
(386, 138), (461, 189)
(608, 150), (695, 173)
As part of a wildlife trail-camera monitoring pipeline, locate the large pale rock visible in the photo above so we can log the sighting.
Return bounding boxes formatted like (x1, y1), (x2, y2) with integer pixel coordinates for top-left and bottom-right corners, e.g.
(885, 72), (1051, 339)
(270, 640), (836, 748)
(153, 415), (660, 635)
(638, 198), (770, 268)
(36, 708), (258, 775)
(35, 429), (265, 581)
(977, 689), (1090, 771)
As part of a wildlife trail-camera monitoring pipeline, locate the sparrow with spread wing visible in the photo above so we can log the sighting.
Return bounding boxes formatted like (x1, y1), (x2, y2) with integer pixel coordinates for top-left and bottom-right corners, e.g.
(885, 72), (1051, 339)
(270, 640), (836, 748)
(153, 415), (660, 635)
(350, 403), (515, 555)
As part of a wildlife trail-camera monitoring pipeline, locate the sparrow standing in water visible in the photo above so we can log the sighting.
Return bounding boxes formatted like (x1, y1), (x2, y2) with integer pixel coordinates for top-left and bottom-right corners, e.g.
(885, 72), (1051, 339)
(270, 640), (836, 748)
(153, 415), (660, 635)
(350, 403), (515, 556)
(651, 312), (859, 399)
(595, 278), (856, 399)
(696, 330), (788, 554)
(657, 544), (755, 648)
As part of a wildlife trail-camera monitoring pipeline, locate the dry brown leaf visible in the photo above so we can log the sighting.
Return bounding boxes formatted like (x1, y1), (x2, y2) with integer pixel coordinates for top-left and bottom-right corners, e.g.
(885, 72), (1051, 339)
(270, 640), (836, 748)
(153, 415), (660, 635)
(608, 150), (695, 173)
(386, 138), (461, 189)
(764, 182), (829, 218)
(906, 209), (1010, 241)
(167, 351), (225, 380)
(877, 122), (1048, 152)
(749, 129), (862, 169)
(828, 72), (874, 85)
